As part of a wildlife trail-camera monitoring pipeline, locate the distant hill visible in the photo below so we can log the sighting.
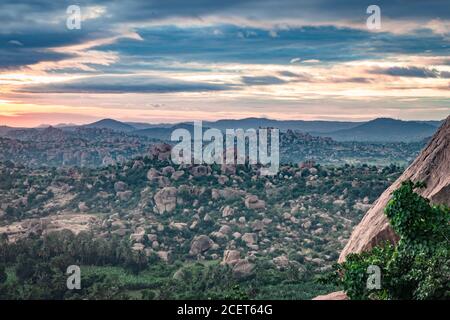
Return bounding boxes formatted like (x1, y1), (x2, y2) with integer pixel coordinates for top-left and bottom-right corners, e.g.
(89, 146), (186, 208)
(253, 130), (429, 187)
(133, 123), (199, 140)
(29, 117), (444, 141)
(202, 117), (362, 133)
(5, 126), (80, 142)
(81, 119), (172, 132)
(83, 119), (136, 132)
(418, 120), (444, 127)
(37, 123), (78, 129)
(133, 127), (173, 140)
(124, 122), (172, 130)
(321, 118), (438, 142)
(0, 125), (21, 136)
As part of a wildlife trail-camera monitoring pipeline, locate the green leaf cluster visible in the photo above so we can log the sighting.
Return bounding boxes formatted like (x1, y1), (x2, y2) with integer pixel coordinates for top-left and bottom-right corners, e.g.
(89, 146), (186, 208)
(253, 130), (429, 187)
(326, 181), (449, 299)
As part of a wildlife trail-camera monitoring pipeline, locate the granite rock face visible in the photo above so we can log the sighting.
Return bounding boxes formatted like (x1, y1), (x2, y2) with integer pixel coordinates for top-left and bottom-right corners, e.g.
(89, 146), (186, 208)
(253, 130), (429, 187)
(154, 187), (178, 214)
(312, 291), (348, 300)
(148, 143), (172, 161)
(189, 235), (214, 256)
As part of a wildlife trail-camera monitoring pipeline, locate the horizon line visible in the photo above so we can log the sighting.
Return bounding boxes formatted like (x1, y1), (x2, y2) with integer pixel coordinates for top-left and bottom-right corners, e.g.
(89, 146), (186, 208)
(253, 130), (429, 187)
(1, 116), (445, 129)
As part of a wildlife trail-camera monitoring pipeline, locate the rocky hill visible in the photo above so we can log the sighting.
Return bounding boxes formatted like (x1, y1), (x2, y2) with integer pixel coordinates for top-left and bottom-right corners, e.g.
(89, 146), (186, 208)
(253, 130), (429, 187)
(0, 127), (160, 167)
(280, 130), (424, 166)
(320, 118), (438, 142)
(82, 118), (136, 132)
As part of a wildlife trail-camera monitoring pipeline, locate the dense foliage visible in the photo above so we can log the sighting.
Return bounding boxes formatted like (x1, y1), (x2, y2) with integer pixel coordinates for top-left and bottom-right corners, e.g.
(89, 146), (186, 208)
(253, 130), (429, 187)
(326, 181), (449, 299)
(0, 231), (336, 300)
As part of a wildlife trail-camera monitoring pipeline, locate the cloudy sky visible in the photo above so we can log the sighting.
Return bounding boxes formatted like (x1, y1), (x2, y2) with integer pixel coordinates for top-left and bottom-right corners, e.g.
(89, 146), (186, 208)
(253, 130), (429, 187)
(0, 0), (449, 126)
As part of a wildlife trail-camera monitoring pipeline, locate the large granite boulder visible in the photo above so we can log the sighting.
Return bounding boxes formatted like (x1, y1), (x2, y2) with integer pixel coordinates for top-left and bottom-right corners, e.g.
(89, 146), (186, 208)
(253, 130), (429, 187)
(221, 250), (241, 266)
(244, 195), (266, 210)
(149, 143), (172, 161)
(189, 235), (214, 256)
(232, 259), (255, 279)
(154, 187), (178, 214)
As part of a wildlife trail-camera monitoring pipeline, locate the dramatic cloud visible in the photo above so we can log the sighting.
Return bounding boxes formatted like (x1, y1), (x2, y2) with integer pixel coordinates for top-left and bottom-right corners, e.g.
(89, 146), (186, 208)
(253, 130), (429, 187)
(331, 77), (373, 83)
(241, 76), (287, 86)
(0, 0), (449, 125)
(20, 75), (233, 94)
(372, 66), (450, 78)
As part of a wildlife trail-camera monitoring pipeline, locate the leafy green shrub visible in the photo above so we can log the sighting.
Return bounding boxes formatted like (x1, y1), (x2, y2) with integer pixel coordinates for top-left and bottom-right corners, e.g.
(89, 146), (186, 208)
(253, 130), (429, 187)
(325, 181), (449, 300)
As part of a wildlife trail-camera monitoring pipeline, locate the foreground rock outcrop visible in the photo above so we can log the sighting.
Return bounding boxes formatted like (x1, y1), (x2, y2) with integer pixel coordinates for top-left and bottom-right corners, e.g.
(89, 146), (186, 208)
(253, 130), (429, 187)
(312, 291), (348, 300)
(313, 116), (449, 300)
(339, 115), (450, 263)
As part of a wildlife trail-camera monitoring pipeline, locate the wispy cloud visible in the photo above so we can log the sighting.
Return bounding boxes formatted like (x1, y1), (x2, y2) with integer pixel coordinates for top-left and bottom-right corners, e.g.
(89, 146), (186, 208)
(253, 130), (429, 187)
(371, 66), (450, 78)
(20, 75), (234, 94)
(241, 76), (286, 86)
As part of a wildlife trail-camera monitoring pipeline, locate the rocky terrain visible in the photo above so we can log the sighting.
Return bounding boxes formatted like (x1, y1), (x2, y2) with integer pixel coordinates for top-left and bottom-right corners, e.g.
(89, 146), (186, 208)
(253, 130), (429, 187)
(0, 141), (402, 283)
(0, 214), (100, 242)
(1, 118), (446, 300)
(0, 127), (159, 167)
(280, 130), (425, 166)
(0, 124), (425, 168)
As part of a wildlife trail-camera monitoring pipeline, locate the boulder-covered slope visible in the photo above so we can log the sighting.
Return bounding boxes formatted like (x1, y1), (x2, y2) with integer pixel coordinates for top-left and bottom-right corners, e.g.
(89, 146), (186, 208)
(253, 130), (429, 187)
(339, 115), (450, 263)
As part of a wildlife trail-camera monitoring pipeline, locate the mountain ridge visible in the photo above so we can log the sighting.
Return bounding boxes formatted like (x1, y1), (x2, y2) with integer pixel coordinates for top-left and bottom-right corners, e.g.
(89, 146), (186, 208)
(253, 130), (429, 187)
(82, 118), (136, 132)
(1, 117), (444, 142)
(319, 117), (438, 142)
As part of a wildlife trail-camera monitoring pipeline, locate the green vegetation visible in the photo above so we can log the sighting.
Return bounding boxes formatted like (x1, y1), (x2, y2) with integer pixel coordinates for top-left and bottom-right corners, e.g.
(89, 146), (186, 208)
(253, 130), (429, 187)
(324, 181), (449, 300)
(0, 231), (336, 300)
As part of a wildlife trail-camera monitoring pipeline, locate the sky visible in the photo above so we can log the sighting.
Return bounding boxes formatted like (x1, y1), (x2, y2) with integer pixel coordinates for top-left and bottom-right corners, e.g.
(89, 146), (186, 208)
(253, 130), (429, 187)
(0, 0), (449, 127)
